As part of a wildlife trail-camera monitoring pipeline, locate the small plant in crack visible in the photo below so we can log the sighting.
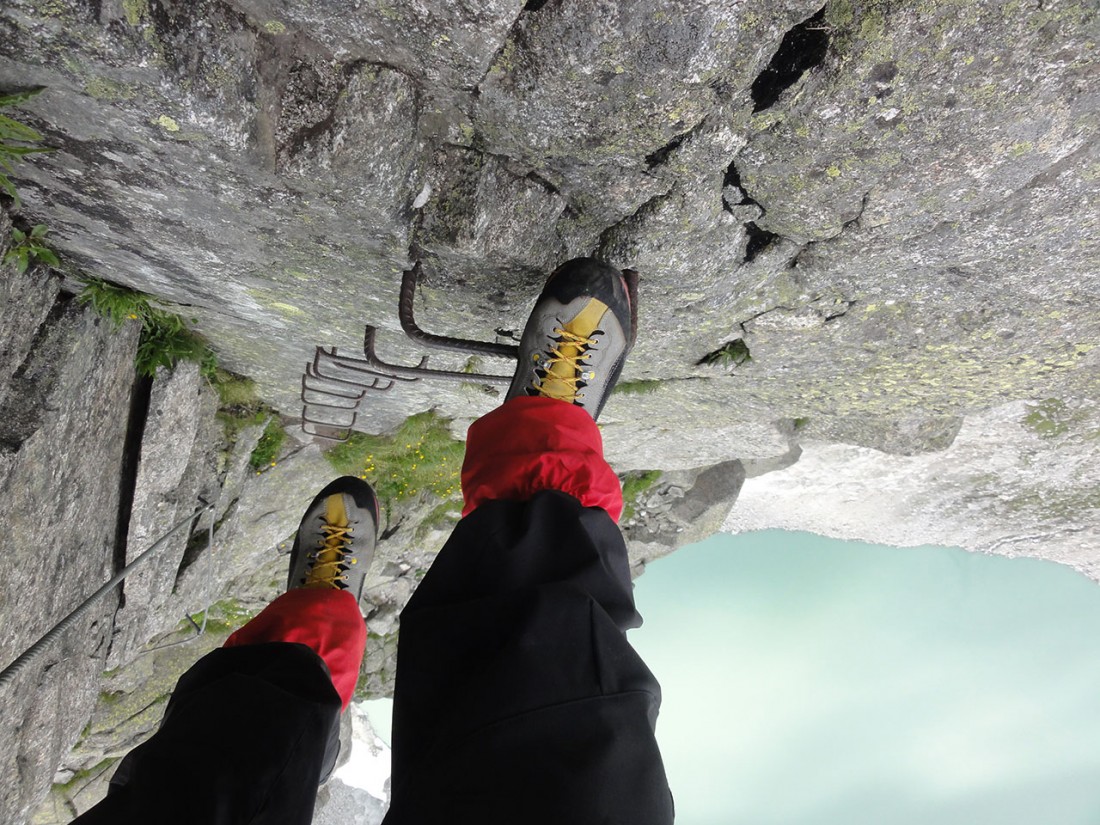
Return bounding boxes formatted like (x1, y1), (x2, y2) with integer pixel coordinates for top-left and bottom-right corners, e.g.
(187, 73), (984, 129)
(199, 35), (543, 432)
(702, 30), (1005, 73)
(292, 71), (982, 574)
(698, 339), (752, 368)
(249, 418), (287, 469)
(3, 224), (59, 274)
(0, 87), (51, 209)
(323, 410), (465, 517)
(77, 278), (217, 378)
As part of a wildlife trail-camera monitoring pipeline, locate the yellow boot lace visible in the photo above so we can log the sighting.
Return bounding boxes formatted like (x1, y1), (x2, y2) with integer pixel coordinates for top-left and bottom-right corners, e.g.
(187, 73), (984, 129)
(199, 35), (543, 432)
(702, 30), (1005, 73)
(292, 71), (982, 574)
(303, 520), (358, 589)
(532, 327), (598, 402)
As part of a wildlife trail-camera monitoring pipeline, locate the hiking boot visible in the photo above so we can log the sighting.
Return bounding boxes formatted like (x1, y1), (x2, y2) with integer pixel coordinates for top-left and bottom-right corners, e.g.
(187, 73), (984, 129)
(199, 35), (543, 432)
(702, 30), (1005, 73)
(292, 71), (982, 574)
(287, 476), (379, 601)
(505, 257), (636, 421)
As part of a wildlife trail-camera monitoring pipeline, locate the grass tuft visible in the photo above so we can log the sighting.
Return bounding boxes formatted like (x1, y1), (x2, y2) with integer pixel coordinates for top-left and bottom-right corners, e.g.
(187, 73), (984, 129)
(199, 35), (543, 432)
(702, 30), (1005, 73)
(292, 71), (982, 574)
(250, 418), (286, 469)
(620, 469), (663, 522)
(698, 338), (752, 368)
(182, 598), (257, 634)
(78, 277), (216, 378)
(324, 410), (465, 511)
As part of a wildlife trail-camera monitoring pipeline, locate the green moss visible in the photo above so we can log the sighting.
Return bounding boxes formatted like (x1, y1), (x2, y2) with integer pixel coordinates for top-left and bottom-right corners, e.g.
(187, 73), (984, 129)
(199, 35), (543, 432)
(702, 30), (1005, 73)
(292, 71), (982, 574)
(750, 111), (784, 131)
(614, 378), (663, 395)
(212, 370), (280, 444)
(152, 114), (180, 132)
(859, 9), (886, 40)
(263, 20), (287, 34)
(489, 39), (518, 76)
(376, 1), (401, 21)
(1022, 398), (1070, 438)
(212, 370), (259, 408)
(185, 599), (256, 634)
(739, 9), (761, 28)
(98, 689), (125, 706)
(54, 758), (119, 793)
(621, 470), (663, 522)
(324, 410), (465, 511)
(270, 301), (304, 317)
(826, 0), (855, 28)
(85, 76), (136, 101)
(416, 499), (463, 539)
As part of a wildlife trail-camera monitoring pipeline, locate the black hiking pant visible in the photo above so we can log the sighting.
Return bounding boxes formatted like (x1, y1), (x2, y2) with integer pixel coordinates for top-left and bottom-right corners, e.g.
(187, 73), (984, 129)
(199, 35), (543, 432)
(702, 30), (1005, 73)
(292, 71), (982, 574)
(74, 490), (674, 824)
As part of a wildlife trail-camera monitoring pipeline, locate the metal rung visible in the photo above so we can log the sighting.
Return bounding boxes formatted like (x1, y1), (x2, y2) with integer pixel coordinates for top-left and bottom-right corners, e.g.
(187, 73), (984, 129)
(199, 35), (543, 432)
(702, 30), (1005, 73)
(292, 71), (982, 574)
(363, 326), (513, 384)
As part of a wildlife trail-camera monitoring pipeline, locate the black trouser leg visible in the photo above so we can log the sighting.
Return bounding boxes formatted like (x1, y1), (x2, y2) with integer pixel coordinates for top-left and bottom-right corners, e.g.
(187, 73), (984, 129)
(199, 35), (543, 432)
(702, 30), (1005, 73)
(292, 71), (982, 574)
(73, 642), (341, 825)
(382, 490), (675, 825)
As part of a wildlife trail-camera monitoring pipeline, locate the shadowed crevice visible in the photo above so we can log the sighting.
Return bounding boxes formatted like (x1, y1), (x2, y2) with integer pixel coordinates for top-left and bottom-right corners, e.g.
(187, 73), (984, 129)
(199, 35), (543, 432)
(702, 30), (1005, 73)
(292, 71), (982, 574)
(743, 221), (779, 262)
(750, 5), (830, 112)
(722, 159), (761, 212)
(113, 370), (153, 610)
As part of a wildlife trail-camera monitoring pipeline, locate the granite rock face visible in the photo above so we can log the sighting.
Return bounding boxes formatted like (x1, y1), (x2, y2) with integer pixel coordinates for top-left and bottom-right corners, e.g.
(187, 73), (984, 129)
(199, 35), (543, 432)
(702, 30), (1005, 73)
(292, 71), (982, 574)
(726, 399), (1100, 580)
(0, 0), (1097, 822)
(622, 460), (748, 575)
(106, 362), (219, 667)
(0, 225), (139, 825)
(2, 0), (1093, 452)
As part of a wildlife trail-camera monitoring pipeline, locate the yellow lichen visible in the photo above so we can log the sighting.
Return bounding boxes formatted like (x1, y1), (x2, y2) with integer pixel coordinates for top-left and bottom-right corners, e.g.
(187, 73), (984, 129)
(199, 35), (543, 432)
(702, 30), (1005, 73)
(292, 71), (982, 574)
(152, 115), (180, 132)
(122, 0), (148, 26)
(270, 302), (305, 317)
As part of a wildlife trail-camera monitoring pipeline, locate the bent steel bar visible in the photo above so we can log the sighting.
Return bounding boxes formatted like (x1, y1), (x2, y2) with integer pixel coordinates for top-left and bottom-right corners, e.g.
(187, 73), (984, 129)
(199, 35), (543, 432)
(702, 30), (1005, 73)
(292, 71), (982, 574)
(399, 262), (520, 359)
(302, 370), (367, 406)
(301, 422), (354, 442)
(301, 406), (357, 442)
(307, 362), (393, 396)
(363, 325), (513, 384)
(314, 346), (421, 385)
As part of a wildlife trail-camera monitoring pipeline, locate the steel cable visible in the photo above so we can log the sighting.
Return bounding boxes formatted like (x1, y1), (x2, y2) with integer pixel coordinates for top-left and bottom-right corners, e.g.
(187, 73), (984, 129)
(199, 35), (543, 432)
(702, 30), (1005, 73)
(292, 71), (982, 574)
(0, 502), (214, 689)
